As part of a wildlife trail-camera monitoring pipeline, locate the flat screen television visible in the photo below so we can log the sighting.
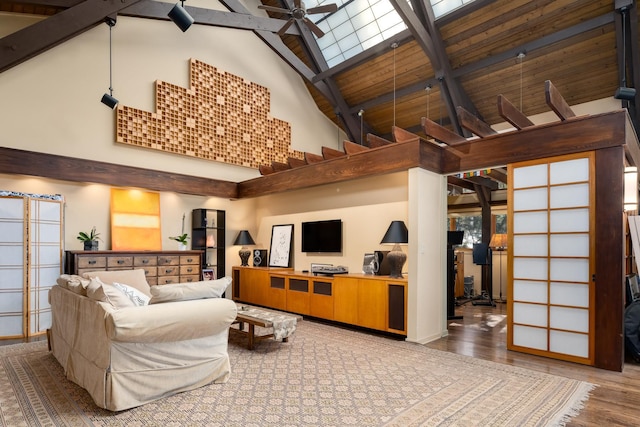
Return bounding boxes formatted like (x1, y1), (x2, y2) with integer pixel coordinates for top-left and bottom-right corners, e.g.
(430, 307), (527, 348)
(301, 219), (342, 253)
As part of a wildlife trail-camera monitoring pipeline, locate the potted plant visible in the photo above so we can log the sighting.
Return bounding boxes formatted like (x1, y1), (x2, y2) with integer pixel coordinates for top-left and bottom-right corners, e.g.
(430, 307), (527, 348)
(77, 226), (102, 251)
(169, 233), (190, 250)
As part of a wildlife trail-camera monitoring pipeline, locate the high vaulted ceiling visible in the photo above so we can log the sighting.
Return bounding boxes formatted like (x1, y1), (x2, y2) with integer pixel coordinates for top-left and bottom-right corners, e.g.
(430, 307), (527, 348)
(1, 0), (638, 163)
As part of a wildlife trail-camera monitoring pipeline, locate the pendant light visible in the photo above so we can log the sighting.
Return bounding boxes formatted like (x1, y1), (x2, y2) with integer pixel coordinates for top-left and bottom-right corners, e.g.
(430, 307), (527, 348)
(100, 17), (118, 109)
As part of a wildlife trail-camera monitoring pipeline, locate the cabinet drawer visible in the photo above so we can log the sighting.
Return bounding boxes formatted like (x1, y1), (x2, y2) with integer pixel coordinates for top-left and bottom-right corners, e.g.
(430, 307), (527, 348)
(179, 274), (200, 283)
(158, 275), (180, 285)
(107, 256), (133, 268)
(180, 255), (199, 265)
(77, 256), (106, 269)
(147, 276), (158, 286)
(140, 266), (157, 278)
(180, 265), (198, 276)
(134, 256), (157, 267)
(158, 256), (179, 266)
(158, 266), (180, 276)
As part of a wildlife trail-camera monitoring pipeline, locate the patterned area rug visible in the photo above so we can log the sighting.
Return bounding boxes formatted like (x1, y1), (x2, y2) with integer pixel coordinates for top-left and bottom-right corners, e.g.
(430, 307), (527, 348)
(0, 321), (595, 426)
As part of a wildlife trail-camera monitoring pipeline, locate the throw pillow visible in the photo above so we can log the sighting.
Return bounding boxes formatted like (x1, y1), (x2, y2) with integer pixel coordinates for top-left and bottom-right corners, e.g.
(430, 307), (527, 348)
(149, 276), (232, 304)
(86, 277), (136, 309)
(82, 269), (151, 297)
(113, 282), (150, 306)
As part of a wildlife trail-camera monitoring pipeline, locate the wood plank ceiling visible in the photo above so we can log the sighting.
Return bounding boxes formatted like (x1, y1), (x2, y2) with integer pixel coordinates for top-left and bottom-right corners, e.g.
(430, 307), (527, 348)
(1, 0), (638, 200)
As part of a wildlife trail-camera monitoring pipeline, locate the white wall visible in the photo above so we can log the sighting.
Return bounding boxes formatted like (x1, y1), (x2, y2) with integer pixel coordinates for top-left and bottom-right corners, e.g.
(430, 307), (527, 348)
(0, 173), (257, 276)
(251, 172), (409, 273)
(0, 10), (344, 183)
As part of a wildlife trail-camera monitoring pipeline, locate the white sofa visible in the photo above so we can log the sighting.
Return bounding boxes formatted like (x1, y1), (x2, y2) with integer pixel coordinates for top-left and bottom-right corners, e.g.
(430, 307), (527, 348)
(48, 268), (237, 411)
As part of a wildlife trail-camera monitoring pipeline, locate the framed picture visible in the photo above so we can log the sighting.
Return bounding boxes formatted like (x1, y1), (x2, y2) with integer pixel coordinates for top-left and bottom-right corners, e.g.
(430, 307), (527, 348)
(269, 224), (294, 267)
(202, 268), (215, 281)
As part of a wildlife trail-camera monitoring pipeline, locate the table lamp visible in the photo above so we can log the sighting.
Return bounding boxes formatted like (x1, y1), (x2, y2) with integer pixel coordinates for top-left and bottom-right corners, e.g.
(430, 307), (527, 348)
(233, 230), (256, 266)
(380, 220), (408, 278)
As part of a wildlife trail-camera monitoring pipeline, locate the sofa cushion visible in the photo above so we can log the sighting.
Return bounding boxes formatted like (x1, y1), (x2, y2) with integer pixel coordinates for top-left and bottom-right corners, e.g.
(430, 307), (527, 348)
(113, 282), (150, 306)
(56, 274), (90, 296)
(149, 277), (231, 304)
(87, 277), (136, 309)
(82, 269), (151, 297)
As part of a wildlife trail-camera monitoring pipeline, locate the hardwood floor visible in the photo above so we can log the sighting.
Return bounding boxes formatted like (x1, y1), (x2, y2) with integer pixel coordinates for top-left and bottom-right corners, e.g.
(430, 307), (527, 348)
(425, 302), (640, 426)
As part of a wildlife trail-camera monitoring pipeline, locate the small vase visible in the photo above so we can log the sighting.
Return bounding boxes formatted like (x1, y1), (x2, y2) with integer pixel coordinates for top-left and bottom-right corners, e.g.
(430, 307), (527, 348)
(179, 243), (188, 251)
(84, 241), (99, 251)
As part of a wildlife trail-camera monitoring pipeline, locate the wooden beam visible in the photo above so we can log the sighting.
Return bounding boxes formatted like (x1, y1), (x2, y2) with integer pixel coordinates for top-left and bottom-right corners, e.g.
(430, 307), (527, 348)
(441, 110), (628, 174)
(447, 176), (476, 192)
(465, 175), (498, 190)
(392, 126), (420, 144)
(238, 140), (442, 198)
(421, 117), (466, 145)
(343, 141), (370, 155)
(288, 157), (307, 168)
(487, 168), (508, 184)
(259, 165), (274, 175)
(545, 80), (577, 121)
(456, 106), (497, 137)
(304, 152), (324, 164)
(367, 134), (394, 148)
(271, 161), (290, 172)
(497, 94), (535, 130)
(0, 0), (144, 74)
(0, 147), (237, 198)
(322, 146), (346, 160)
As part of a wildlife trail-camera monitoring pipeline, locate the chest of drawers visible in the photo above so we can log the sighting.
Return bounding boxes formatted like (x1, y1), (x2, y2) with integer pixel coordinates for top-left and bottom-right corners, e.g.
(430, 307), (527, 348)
(65, 250), (202, 286)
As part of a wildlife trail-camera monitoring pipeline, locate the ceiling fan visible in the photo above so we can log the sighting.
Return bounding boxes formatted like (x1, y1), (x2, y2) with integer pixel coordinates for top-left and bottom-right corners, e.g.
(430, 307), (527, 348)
(259, 0), (338, 38)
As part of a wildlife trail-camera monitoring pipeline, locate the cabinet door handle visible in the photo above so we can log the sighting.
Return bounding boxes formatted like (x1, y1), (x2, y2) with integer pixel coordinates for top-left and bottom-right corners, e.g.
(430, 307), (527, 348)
(142, 259), (149, 264)
(88, 260), (96, 265)
(187, 268), (193, 273)
(187, 258), (193, 262)
(165, 269), (173, 274)
(117, 260), (124, 264)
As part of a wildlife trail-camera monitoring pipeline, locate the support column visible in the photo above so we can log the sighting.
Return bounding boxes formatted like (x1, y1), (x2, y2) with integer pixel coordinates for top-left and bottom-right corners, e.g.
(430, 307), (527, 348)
(406, 168), (448, 343)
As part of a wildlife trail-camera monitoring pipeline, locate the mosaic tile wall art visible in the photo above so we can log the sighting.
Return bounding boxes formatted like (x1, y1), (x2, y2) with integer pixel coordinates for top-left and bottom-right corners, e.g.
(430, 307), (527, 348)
(116, 59), (303, 169)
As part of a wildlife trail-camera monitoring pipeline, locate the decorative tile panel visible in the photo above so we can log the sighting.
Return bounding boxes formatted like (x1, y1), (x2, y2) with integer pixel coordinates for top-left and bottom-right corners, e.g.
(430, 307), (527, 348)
(116, 59), (303, 169)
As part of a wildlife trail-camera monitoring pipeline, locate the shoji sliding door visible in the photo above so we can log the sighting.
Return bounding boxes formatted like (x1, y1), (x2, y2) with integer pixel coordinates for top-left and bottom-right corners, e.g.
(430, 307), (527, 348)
(0, 194), (63, 339)
(508, 153), (594, 366)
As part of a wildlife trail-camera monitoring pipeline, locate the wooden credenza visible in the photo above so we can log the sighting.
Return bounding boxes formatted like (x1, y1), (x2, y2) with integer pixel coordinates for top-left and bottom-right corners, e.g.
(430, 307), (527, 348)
(65, 250), (203, 285)
(232, 266), (408, 335)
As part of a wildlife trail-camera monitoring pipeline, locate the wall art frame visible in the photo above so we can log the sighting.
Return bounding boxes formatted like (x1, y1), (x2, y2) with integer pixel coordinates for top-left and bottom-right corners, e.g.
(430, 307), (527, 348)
(269, 224), (294, 268)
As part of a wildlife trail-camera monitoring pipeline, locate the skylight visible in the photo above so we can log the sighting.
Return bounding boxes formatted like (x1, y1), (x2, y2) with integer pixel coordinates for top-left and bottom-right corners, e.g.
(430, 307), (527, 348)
(306, 0), (477, 67)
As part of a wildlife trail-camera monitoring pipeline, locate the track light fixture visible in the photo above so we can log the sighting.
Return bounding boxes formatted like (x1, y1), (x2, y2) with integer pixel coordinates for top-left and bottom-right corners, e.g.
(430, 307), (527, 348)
(169, 0), (194, 32)
(100, 17), (118, 109)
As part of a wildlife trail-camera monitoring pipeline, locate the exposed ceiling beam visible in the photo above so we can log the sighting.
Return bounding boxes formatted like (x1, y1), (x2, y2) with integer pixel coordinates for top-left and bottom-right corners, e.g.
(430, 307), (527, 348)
(345, 10), (618, 129)
(120, 0), (301, 35)
(0, 0), (144, 73)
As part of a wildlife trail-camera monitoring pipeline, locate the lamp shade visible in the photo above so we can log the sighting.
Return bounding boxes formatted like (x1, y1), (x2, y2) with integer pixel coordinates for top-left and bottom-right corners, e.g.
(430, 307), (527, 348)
(380, 221), (408, 244)
(489, 233), (507, 250)
(233, 230), (255, 246)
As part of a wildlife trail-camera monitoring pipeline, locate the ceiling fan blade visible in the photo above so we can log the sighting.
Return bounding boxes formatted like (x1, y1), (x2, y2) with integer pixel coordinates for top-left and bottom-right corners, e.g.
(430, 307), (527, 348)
(258, 5), (292, 14)
(294, 0), (301, 9)
(304, 18), (325, 38)
(277, 18), (296, 36)
(307, 4), (337, 14)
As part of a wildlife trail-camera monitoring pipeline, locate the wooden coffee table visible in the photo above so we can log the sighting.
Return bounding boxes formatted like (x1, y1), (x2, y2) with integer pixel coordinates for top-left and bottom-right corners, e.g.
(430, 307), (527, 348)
(232, 304), (302, 350)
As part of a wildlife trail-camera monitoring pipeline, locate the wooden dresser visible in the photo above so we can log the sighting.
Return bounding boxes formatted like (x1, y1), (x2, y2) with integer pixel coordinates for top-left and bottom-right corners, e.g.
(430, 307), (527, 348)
(65, 250), (203, 285)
